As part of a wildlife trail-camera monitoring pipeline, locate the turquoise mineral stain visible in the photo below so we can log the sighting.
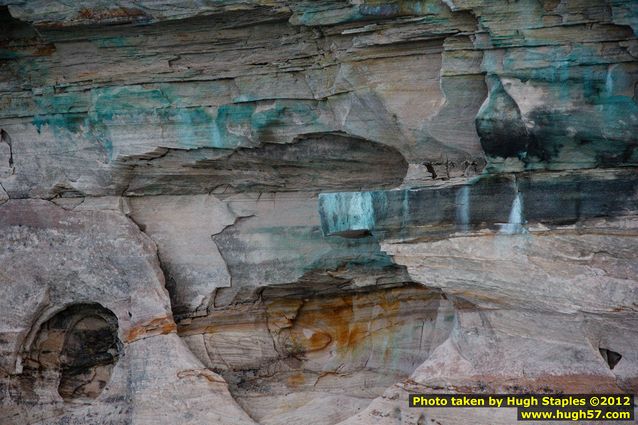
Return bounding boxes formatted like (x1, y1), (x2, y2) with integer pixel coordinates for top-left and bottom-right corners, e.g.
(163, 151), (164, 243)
(319, 191), (377, 236)
(455, 185), (470, 231)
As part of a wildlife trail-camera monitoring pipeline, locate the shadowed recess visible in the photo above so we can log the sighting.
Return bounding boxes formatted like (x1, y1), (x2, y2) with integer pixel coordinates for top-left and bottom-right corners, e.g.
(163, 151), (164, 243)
(119, 133), (409, 195)
(178, 282), (454, 425)
(599, 348), (622, 370)
(22, 303), (122, 403)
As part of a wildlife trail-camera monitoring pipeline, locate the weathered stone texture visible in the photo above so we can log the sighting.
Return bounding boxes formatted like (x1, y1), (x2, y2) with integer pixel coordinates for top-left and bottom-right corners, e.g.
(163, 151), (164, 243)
(0, 1), (636, 424)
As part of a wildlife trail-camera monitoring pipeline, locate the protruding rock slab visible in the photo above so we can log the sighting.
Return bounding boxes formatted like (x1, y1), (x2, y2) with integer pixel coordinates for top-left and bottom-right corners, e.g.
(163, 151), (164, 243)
(319, 169), (638, 239)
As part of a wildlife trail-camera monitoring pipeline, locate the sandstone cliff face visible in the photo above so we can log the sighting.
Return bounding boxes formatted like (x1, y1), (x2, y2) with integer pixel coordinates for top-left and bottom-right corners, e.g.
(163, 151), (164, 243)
(0, 1), (636, 424)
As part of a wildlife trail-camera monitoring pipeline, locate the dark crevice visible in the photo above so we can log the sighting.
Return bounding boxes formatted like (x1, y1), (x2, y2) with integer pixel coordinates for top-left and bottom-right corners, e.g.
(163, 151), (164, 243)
(125, 213), (180, 319)
(118, 133), (408, 196)
(599, 348), (622, 370)
(0, 6), (56, 59)
(0, 6), (38, 41)
(334, 229), (372, 239)
(1, 129), (14, 168)
(423, 162), (438, 180)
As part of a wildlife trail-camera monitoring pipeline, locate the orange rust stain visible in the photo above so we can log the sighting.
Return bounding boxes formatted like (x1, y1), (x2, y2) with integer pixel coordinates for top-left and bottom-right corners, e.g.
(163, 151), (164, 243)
(265, 298), (304, 331)
(33, 44), (56, 57)
(287, 289), (413, 354)
(306, 331), (332, 351)
(125, 316), (177, 342)
(77, 71), (97, 79)
(77, 8), (94, 19)
(293, 297), (355, 352)
(375, 289), (402, 316)
(76, 7), (147, 22)
(174, 285), (439, 363)
(347, 322), (369, 347)
(289, 294), (366, 354)
(287, 372), (305, 387)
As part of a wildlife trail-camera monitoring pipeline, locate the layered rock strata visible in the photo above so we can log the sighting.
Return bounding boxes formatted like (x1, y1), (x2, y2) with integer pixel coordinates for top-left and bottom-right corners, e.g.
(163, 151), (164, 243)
(0, 1), (636, 424)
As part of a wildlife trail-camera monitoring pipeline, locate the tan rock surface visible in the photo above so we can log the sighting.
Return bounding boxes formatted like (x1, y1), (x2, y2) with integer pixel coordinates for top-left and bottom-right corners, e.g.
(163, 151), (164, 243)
(0, 1), (636, 424)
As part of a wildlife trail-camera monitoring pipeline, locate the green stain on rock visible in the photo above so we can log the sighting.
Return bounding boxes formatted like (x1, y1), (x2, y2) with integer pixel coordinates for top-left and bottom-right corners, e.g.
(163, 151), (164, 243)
(158, 107), (220, 149)
(94, 36), (131, 49)
(319, 191), (377, 236)
(300, 228), (396, 276)
(0, 49), (19, 60)
(476, 76), (535, 161)
(92, 85), (171, 117)
(480, 40), (638, 172)
(32, 85), (254, 156)
(319, 190), (395, 239)
(215, 103), (256, 148)
(32, 112), (85, 135)
(32, 88), (91, 134)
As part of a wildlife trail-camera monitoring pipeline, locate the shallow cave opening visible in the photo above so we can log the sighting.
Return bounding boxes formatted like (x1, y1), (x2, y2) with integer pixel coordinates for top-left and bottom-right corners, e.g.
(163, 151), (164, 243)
(23, 303), (122, 403)
(179, 281), (455, 425)
(122, 132), (409, 195)
(599, 348), (622, 370)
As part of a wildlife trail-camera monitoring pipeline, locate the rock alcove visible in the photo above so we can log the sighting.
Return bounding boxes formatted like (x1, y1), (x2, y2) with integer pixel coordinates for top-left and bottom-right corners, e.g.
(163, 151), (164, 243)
(21, 303), (122, 403)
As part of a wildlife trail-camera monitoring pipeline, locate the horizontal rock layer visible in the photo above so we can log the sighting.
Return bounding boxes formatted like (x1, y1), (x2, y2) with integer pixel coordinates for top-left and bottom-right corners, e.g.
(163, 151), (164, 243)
(0, 1), (636, 424)
(1, 0), (637, 199)
(319, 168), (638, 239)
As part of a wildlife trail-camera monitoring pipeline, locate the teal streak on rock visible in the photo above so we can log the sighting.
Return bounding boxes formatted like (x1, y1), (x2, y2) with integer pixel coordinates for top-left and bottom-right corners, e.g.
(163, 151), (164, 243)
(500, 192), (526, 235)
(215, 103), (256, 148)
(93, 86), (171, 114)
(359, 4), (401, 17)
(482, 43), (638, 172)
(157, 107), (220, 149)
(401, 190), (410, 232)
(302, 232), (396, 274)
(242, 224), (396, 278)
(0, 49), (19, 60)
(319, 171), (637, 241)
(455, 185), (470, 232)
(32, 85), (257, 156)
(32, 89), (90, 134)
(319, 191), (376, 236)
(95, 36), (130, 48)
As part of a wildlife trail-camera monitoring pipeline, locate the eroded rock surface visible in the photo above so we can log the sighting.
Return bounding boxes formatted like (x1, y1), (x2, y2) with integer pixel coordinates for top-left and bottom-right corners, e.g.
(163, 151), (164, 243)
(179, 283), (454, 425)
(0, 1), (637, 424)
(0, 200), (255, 425)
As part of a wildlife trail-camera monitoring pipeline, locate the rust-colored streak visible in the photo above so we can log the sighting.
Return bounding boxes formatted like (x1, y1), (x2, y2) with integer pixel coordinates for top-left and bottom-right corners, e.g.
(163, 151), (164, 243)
(174, 284), (442, 373)
(307, 331), (332, 351)
(33, 44), (56, 57)
(77, 7), (147, 21)
(289, 289), (409, 355)
(286, 372), (305, 387)
(125, 316), (177, 342)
